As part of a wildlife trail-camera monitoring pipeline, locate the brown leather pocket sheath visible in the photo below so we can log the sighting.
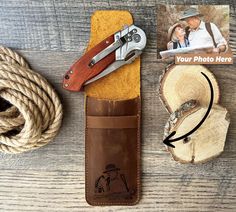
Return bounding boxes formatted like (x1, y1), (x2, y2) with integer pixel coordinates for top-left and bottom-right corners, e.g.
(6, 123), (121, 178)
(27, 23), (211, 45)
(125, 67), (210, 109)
(85, 96), (141, 205)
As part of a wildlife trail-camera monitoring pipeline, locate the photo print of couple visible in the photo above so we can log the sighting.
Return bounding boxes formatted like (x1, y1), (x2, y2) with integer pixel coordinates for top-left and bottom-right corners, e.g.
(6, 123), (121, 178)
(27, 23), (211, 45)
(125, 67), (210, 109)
(157, 5), (232, 62)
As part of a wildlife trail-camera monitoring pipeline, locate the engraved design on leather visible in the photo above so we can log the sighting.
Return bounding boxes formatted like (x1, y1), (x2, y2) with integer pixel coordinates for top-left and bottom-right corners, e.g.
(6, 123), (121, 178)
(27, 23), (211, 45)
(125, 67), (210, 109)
(85, 96), (141, 205)
(94, 163), (136, 199)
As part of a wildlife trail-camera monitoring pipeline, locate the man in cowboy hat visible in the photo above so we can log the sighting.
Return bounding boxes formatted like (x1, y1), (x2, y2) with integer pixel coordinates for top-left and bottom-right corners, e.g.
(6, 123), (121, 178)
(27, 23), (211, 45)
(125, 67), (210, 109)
(95, 164), (130, 194)
(179, 7), (227, 53)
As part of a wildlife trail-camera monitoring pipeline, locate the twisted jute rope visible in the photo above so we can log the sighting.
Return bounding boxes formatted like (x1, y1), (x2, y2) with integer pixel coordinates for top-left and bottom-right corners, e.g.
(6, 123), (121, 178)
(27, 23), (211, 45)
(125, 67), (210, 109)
(0, 46), (63, 154)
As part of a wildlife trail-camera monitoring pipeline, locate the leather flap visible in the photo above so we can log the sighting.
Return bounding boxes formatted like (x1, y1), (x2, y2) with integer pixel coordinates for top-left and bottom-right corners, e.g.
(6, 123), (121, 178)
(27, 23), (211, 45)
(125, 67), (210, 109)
(87, 115), (138, 129)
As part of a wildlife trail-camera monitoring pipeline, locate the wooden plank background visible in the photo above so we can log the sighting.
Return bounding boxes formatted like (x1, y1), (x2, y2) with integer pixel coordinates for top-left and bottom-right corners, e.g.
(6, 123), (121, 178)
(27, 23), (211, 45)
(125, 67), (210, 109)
(0, 0), (235, 211)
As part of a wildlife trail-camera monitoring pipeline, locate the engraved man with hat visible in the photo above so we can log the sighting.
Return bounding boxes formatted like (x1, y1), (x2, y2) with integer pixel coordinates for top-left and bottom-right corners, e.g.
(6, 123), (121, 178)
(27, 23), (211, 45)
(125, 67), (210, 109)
(95, 164), (130, 195)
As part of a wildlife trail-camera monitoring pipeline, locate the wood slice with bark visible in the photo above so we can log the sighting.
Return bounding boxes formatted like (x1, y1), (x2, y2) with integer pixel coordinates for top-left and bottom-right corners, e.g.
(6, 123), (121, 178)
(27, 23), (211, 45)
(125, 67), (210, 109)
(164, 101), (230, 164)
(159, 64), (220, 113)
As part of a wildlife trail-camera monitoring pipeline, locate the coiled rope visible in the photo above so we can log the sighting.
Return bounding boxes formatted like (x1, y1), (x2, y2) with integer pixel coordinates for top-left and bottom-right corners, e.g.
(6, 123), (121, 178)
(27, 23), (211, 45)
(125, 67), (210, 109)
(0, 46), (63, 154)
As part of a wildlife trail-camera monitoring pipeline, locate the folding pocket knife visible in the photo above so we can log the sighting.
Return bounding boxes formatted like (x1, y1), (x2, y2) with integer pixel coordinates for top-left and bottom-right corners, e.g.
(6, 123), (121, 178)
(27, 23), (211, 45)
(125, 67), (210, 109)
(62, 24), (146, 91)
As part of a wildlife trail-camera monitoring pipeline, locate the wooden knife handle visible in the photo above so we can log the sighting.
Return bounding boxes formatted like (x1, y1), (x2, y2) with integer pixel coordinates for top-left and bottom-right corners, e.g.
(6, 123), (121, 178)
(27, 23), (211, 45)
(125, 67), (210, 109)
(63, 34), (116, 92)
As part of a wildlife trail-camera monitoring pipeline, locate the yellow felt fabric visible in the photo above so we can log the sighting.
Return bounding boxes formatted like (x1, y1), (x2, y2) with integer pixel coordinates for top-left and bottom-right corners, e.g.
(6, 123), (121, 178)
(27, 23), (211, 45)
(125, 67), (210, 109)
(84, 10), (140, 100)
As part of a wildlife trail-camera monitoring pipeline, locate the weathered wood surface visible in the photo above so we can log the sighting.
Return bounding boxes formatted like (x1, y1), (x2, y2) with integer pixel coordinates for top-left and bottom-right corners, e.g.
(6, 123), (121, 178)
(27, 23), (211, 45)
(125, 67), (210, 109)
(0, 0), (235, 211)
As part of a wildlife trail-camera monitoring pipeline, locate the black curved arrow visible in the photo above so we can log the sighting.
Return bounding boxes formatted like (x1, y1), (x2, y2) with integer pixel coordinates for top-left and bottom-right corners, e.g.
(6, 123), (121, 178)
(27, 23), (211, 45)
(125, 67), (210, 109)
(163, 72), (214, 148)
